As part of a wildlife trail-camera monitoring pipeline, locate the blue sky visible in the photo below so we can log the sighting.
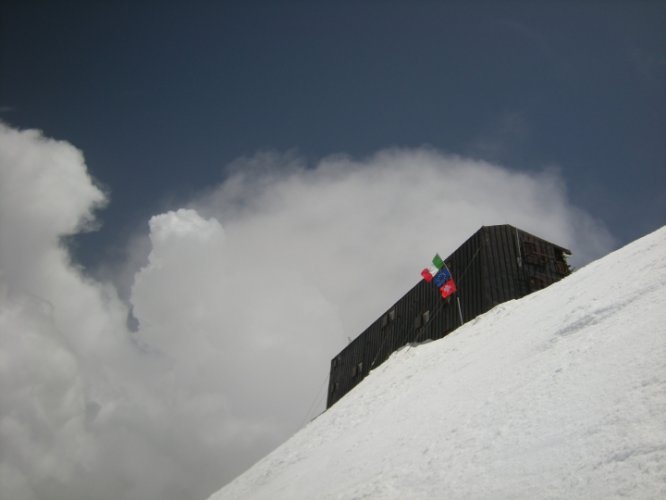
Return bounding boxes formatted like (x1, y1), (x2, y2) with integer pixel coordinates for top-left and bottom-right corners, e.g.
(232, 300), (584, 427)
(2, 1), (664, 269)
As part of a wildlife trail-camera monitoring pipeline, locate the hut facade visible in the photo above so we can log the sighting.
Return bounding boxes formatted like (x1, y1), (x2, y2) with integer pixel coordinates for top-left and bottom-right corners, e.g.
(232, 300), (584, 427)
(327, 224), (571, 408)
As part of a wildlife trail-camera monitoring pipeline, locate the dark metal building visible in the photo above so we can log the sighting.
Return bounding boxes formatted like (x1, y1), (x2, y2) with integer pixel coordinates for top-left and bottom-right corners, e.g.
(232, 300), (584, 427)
(326, 224), (571, 408)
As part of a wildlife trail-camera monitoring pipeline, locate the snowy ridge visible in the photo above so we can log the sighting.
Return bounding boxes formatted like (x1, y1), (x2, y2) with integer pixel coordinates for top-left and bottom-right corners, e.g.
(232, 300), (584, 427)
(209, 227), (666, 500)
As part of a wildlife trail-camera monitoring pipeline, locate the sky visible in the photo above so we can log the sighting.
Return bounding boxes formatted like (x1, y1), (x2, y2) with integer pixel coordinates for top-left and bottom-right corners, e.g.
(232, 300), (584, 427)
(0, 1), (664, 500)
(1, 0), (664, 268)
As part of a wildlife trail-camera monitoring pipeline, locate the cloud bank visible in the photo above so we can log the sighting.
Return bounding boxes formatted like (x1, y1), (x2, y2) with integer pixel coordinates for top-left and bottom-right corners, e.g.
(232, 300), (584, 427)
(0, 123), (614, 500)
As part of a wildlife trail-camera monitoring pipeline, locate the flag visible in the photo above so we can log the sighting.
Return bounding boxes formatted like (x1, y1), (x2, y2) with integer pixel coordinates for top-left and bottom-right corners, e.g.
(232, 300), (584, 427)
(421, 253), (446, 283)
(432, 267), (452, 287)
(421, 267), (435, 282)
(421, 253), (457, 300)
(440, 278), (457, 299)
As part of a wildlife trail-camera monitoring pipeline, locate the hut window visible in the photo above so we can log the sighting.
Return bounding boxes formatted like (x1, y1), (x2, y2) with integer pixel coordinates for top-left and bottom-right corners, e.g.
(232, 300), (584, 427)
(422, 310), (430, 323)
(529, 275), (546, 291)
(388, 309), (396, 321)
(381, 314), (388, 328)
(555, 260), (568, 275)
(523, 241), (537, 255)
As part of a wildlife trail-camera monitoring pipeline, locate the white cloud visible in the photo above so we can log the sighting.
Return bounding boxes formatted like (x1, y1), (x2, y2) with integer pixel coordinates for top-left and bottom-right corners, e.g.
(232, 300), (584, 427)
(0, 124), (614, 500)
(191, 149), (612, 334)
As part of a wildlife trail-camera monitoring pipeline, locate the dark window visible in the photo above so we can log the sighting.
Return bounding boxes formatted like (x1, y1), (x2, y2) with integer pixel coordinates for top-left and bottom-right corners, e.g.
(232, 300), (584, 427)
(525, 252), (548, 266)
(523, 240), (550, 266)
(555, 260), (568, 275)
(523, 241), (537, 255)
(529, 275), (547, 291)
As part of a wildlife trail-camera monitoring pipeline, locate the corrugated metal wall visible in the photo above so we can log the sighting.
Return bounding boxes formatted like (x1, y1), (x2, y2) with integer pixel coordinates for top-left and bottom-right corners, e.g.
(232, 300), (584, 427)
(326, 225), (570, 408)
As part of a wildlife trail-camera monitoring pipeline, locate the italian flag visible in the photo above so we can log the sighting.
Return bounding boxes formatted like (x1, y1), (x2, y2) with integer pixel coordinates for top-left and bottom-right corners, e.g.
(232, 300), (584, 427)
(421, 253), (445, 282)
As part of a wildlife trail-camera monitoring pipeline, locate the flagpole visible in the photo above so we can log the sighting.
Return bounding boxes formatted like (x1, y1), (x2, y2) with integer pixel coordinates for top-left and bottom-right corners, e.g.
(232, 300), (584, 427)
(456, 296), (464, 326)
(443, 260), (464, 327)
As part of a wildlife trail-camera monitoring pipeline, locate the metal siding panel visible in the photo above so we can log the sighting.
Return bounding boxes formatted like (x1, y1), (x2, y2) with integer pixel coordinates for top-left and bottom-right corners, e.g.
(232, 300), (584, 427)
(479, 228), (492, 311)
(499, 226), (514, 304)
(497, 226), (513, 303)
(484, 226), (496, 305)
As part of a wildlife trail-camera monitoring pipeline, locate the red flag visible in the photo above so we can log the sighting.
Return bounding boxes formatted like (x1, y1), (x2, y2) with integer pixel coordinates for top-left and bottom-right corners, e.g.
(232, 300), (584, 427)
(440, 279), (457, 299)
(421, 268), (434, 282)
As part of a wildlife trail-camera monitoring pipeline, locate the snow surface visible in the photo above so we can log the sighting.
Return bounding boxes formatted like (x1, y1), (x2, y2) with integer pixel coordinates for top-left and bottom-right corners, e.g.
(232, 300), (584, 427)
(208, 227), (666, 500)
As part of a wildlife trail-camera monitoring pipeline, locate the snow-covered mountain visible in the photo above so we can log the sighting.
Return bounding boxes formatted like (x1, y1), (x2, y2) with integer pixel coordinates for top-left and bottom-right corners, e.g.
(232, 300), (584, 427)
(208, 227), (666, 500)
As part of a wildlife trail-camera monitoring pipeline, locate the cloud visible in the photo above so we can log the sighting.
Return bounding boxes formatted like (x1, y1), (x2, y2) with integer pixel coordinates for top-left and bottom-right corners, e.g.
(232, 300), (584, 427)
(0, 123), (229, 500)
(0, 124), (614, 500)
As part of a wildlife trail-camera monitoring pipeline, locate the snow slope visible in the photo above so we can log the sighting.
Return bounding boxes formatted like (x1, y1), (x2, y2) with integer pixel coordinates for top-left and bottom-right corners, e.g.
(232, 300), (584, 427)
(209, 227), (666, 500)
